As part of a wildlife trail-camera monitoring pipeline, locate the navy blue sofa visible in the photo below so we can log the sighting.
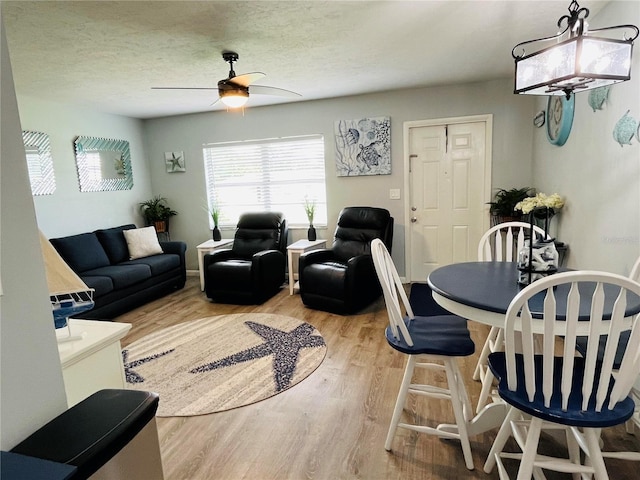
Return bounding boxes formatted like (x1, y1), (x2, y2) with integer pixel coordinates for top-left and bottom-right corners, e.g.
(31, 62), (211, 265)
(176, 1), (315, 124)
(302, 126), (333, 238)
(49, 224), (186, 320)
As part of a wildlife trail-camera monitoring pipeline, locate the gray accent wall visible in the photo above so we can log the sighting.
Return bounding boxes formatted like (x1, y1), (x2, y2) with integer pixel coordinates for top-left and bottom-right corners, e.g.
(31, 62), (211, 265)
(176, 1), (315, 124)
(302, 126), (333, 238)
(17, 78), (536, 275)
(143, 77), (536, 274)
(18, 96), (153, 238)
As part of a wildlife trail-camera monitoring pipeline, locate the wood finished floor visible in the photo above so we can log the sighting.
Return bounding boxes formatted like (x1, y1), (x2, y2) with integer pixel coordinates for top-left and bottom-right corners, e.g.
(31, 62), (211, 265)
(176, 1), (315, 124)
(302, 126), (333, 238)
(117, 277), (640, 480)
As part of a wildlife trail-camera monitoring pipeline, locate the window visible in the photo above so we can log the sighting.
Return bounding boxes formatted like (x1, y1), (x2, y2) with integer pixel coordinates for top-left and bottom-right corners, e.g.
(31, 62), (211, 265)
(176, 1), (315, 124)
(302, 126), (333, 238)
(203, 135), (327, 228)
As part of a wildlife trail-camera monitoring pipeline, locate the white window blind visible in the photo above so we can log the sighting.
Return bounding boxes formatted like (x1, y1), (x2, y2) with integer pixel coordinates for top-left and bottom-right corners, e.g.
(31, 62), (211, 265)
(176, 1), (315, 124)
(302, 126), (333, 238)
(203, 135), (327, 228)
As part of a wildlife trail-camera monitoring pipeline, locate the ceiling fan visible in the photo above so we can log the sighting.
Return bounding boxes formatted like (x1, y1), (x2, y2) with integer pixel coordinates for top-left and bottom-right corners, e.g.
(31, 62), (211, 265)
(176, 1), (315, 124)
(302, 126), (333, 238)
(152, 51), (301, 109)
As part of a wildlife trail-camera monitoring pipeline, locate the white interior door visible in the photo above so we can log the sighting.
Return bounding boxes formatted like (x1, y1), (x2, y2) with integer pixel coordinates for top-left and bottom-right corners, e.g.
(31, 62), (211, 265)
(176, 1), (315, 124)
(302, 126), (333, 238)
(408, 119), (490, 282)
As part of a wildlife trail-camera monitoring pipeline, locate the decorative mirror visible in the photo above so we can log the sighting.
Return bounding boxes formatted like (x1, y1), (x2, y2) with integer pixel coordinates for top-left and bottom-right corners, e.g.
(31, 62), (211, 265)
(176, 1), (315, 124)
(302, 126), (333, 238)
(74, 136), (133, 192)
(22, 131), (56, 195)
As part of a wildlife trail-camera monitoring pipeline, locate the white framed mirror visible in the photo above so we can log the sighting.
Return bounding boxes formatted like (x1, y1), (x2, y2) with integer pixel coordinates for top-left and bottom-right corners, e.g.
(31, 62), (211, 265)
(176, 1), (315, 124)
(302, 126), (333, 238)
(22, 131), (56, 195)
(74, 136), (133, 192)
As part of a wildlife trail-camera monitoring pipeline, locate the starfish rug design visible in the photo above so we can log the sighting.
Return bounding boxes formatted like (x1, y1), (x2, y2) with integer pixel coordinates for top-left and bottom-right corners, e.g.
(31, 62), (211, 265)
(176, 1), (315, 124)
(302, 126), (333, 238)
(122, 313), (327, 416)
(190, 321), (326, 391)
(122, 348), (175, 383)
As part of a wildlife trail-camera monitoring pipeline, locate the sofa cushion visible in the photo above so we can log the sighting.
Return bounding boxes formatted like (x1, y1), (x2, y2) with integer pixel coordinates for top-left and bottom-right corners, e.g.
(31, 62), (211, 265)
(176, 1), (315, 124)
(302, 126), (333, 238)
(50, 233), (111, 273)
(80, 275), (114, 298)
(124, 254), (180, 276)
(83, 264), (151, 289)
(123, 227), (163, 260)
(95, 224), (136, 264)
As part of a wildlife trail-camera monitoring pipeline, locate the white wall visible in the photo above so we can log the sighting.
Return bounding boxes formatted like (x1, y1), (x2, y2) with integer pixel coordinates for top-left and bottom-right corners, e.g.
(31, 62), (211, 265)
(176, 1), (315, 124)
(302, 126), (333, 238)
(18, 96), (153, 238)
(531, 1), (640, 274)
(143, 77), (536, 274)
(1, 15), (68, 450)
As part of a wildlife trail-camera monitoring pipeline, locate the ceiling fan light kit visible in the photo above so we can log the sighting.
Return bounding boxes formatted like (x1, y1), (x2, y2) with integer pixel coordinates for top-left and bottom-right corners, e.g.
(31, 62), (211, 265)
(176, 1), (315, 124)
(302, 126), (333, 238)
(219, 87), (249, 108)
(512, 0), (638, 99)
(152, 50), (300, 110)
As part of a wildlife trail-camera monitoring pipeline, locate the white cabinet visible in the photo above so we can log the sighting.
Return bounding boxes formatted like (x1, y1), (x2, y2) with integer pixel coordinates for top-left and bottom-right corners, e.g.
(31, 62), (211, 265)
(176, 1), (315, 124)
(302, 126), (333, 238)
(57, 319), (131, 407)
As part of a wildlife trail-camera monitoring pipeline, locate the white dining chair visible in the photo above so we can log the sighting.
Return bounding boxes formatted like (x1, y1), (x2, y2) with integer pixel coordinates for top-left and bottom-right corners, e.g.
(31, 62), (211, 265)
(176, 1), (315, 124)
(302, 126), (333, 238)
(371, 239), (476, 470)
(574, 255), (640, 442)
(483, 270), (640, 480)
(603, 255), (640, 450)
(474, 222), (549, 413)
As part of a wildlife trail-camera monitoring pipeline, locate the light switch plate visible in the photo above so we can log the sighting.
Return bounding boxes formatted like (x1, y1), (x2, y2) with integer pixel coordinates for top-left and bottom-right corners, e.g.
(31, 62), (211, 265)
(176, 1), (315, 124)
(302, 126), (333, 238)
(389, 188), (401, 200)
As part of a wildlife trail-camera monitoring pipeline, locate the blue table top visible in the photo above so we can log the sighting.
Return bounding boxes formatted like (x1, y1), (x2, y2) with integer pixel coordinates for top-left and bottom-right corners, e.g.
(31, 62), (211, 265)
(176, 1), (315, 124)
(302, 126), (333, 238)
(428, 262), (640, 320)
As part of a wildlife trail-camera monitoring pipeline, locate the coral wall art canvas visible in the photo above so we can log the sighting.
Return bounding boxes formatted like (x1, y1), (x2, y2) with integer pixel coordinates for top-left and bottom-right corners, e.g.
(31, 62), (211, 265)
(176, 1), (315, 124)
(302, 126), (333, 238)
(334, 116), (391, 176)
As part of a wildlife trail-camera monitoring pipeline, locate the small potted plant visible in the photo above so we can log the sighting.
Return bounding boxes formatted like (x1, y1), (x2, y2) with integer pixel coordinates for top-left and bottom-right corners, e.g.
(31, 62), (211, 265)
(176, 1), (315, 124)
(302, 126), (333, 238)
(488, 187), (533, 225)
(304, 196), (316, 241)
(139, 195), (177, 233)
(208, 203), (221, 241)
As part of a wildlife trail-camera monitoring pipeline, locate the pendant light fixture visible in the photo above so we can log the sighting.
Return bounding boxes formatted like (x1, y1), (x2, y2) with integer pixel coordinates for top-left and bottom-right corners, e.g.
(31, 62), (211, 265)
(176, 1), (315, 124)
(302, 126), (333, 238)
(512, 0), (638, 99)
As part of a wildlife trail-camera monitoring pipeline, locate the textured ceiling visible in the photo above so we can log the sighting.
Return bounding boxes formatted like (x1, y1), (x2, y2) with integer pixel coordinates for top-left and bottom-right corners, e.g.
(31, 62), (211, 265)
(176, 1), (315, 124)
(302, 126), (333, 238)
(2, 0), (608, 119)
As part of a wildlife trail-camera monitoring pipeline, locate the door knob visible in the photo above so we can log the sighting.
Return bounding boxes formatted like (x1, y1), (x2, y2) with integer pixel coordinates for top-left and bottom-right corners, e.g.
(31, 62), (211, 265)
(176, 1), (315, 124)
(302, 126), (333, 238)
(411, 217), (417, 223)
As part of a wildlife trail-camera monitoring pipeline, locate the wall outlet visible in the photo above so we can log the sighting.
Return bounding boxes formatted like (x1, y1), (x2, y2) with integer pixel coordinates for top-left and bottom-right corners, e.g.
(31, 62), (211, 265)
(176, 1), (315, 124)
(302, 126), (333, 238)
(389, 188), (401, 200)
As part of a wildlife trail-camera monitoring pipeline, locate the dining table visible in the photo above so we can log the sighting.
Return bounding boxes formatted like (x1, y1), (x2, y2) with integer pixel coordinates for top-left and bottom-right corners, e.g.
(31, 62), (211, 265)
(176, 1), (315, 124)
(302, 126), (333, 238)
(425, 261), (640, 436)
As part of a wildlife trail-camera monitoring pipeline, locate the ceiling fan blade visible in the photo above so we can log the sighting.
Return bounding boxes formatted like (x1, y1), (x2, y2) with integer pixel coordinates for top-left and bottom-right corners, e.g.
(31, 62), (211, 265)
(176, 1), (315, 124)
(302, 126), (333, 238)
(152, 87), (217, 90)
(250, 85), (301, 98)
(231, 72), (266, 87)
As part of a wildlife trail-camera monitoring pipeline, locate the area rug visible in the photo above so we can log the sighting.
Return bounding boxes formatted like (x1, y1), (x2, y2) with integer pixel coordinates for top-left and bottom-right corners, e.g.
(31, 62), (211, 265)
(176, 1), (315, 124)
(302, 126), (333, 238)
(122, 313), (327, 417)
(409, 282), (452, 317)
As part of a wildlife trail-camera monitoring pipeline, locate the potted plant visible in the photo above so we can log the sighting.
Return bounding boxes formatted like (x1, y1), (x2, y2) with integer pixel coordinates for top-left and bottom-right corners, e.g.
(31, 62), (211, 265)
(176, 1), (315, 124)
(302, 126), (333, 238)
(304, 196), (316, 241)
(208, 203), (222, 241)
(139, 195), (177, 233)
(488, 187), (533, 225)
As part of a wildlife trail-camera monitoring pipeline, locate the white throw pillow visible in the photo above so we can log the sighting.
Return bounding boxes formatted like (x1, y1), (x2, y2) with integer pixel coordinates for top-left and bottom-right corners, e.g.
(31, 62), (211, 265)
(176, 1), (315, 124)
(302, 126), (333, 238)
(123, 226), (163, 260)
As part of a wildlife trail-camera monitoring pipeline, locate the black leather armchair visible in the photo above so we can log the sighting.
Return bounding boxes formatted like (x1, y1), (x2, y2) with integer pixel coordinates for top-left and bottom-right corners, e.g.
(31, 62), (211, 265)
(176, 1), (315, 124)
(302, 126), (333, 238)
(204, 212), (288, 304)
(299, 206), (393, 314)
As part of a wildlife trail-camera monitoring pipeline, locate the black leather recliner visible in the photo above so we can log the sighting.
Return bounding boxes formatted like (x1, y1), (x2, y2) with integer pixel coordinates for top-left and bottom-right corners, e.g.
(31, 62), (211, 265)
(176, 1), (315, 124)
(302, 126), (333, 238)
(299, 206), (393, 314)
(204, 212), (288, 304)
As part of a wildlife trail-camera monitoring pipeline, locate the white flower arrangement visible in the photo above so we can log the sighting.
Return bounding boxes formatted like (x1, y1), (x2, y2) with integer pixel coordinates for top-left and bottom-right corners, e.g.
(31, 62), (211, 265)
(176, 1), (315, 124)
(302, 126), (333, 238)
(515, 193), (565, 214)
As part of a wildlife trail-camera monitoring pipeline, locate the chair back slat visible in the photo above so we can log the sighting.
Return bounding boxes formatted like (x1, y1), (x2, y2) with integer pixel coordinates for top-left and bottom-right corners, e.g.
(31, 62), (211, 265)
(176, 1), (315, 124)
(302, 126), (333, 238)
(560, 283), (581, 410)
(496, 229), (505, 260)
(610, 322), (640, 408)
(630, 256), (640, 282)
(520, 303), (536, 402)
(542, 289), (557, 405)
(594, 290), (628, 410)
(371, 239), (414, 346)
(504, 271), (640, 415)
(477, 222), (549, 262)
(504, 228), (513, 260)
(582, 284), (606, 410)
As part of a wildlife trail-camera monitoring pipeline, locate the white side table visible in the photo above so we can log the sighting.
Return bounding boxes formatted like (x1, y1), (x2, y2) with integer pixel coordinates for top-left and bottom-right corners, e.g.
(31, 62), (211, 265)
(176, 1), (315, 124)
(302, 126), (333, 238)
(287, 239), (327, 295)
(197, 238), (234, 291)
(57, 319), (132, 407)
